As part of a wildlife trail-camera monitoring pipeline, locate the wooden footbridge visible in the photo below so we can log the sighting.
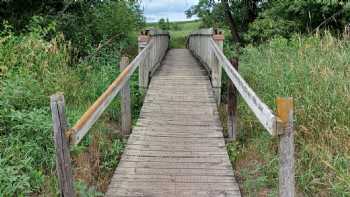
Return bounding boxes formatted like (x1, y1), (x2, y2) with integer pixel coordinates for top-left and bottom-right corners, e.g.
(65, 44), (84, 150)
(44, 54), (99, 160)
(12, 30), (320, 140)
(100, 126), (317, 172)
(50, 29), (295, 197)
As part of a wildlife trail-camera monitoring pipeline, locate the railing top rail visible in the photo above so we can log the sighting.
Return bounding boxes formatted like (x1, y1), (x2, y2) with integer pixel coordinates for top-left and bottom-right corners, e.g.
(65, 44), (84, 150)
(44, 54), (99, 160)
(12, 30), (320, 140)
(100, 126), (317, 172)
(187, 29), (279, 135)
(187, 28), (295, 197)
(68, 37), (162, 145)
(188, 28), (224, 37)
(142, 28), (170, 37)
(208, 38), (279, 135)
(189, 28), (213, 36)
(51, 28), (171, 196)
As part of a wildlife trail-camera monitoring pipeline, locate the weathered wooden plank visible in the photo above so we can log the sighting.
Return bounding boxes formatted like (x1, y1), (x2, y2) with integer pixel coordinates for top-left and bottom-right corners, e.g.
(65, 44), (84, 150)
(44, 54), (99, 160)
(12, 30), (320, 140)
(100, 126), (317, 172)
(227, 58), (239, 140)
(146, 86), (212, 90)
(211, 32), (224, 104)
(120, 56), (132, 136)
(106, 188), (241, 197)
(133, 125), (221, 132)
(138, 34), (150, 89)
(133, 125), (222, 132)
(108, 182), (239, 191)
(154, 76), (209, 80)
(50, 93), (75, 197)
(131, 131), (223, 138)
(123, 149), (227, 158)
(137, 116), (220, 123)
(126, 140), (225, 147)
(277, 97), (295, 197)
(142, 99), (216, 104)
(123, 143), (227, 152)
(136, 121), (221, 128)
(115, 167), (234, 176)
(141, 103), (217, 109)
(117, 161), (232, 170)
(120, 155), (229, 163)
(110, 174), (237, 183)
(127, 136), (225, 145)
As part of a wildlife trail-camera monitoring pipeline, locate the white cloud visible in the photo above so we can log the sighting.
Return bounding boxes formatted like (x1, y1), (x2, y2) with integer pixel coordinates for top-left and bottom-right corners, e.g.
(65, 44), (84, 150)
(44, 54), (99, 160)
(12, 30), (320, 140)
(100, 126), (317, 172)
(141, 0), (199, 22)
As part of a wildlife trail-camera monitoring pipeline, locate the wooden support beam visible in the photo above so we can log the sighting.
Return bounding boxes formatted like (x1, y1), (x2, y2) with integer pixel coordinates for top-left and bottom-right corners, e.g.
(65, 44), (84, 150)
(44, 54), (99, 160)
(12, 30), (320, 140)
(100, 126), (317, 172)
(138, 32), (150, 91)
(120, 56), (132, 136)
(50, 93), (75, 197)
(227, 58), (239, 141)
(212, 32), (224, 104)
(276, 97), (295, 197)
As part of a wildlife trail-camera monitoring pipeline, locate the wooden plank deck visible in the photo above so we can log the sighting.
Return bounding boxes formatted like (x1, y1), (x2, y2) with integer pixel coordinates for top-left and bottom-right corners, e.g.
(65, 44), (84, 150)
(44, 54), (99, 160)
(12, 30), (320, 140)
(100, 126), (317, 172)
(106, 49), (241, 197)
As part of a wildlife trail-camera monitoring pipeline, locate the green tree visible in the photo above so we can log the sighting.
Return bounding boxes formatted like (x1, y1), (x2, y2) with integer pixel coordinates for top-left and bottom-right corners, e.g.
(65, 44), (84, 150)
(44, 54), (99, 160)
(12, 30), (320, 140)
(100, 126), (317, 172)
(245, 0), (350, 42)
(158, 18), (170, 30)
(0, 0), (145, 55)
(0, 0), (65, 31)
(187, 0), (350, 43)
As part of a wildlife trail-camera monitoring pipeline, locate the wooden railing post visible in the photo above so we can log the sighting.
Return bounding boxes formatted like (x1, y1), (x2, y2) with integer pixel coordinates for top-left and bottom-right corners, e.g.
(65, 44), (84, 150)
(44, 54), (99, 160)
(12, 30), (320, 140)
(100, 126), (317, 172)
(227, 58), (239, 141)
(50, 93), (75, 197)
(120, 56), (132, 136)
(138, 30), (150, 91)
(276, 97), (295, 197)
(212, 30), (224, 104)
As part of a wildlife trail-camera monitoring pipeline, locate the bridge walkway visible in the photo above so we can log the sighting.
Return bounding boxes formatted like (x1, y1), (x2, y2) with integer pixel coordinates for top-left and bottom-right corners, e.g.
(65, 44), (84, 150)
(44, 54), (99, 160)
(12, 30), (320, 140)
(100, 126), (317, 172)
(105, 49), (241, 197)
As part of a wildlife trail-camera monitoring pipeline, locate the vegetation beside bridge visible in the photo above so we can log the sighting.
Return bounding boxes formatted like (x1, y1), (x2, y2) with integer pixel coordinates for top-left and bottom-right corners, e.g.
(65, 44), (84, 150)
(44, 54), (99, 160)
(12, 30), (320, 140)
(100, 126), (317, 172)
(0, 0), (349, 196)
(0, 1), (144, 195)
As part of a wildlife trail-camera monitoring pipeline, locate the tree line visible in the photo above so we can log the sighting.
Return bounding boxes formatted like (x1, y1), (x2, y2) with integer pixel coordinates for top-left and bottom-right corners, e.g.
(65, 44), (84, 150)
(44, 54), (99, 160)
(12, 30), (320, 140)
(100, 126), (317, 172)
(186, 0), (350, 45)
(0, 0), (145, 55)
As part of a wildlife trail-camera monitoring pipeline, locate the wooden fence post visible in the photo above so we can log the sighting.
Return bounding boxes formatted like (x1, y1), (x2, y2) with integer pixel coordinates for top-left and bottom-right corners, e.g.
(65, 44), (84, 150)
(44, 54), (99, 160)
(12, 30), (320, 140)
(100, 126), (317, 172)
(50, 93), (75, 197)
(120, 56), (132, 136)
(227, 58), (239, 140)
(212, 30), (224, 104)
(276, 97), (295, 197)
(138, 30), (150, 91)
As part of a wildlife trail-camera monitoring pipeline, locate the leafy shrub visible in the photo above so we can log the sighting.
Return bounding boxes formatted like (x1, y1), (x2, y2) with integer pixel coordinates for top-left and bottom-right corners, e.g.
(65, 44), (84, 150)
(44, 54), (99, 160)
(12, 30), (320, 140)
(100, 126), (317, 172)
(244, 17), (298, 43)
(58, 0), (142, 56)
(158, 18), (170, 30)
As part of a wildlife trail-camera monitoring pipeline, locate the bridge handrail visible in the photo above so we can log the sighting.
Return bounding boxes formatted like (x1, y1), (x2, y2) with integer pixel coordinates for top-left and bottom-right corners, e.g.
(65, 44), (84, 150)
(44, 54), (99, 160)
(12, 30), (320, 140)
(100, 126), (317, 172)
(187, 28), (295, 197)
(69, 30), (169, 145)
(187, 28), (279, 135)
(69, 40), (154, 145)
(209, 38), (278, 135)
(50, 29), (169, 196)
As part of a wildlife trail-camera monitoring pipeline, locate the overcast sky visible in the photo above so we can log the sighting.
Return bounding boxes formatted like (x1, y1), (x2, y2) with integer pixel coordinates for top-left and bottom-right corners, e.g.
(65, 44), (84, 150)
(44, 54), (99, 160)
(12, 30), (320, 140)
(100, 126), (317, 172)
(141, 0), (199, 22)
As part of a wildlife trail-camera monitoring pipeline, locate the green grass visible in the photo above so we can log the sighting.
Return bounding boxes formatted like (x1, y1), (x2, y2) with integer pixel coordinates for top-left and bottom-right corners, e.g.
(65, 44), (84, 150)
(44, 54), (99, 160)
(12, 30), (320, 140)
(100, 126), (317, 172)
(147, 20), (202, 48)
(224, 33), (350, 196)
(169, 20), (202, 48)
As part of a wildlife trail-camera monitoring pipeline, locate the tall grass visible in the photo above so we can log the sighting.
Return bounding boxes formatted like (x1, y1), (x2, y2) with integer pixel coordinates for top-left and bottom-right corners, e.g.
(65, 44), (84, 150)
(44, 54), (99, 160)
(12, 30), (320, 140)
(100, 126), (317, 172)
(226, 33), (350, 196)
